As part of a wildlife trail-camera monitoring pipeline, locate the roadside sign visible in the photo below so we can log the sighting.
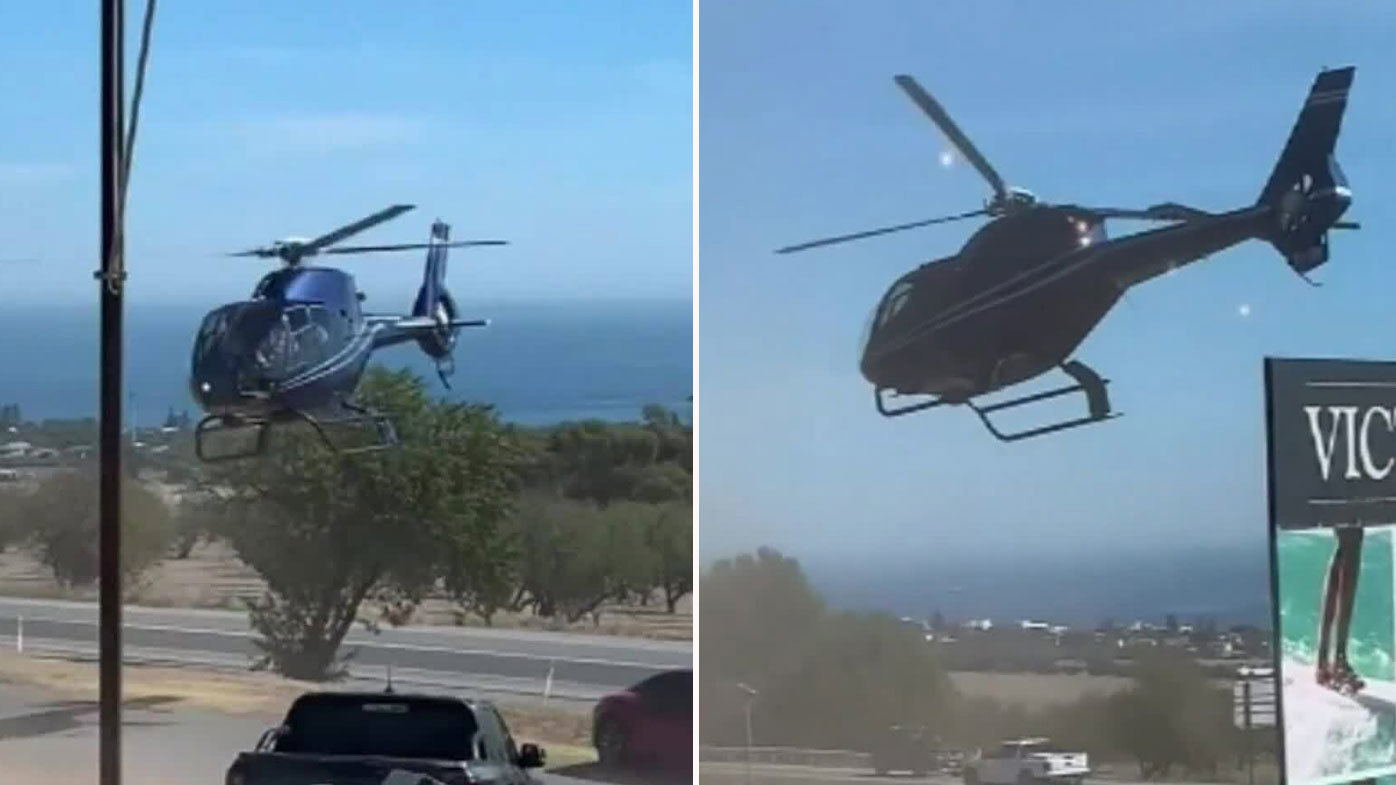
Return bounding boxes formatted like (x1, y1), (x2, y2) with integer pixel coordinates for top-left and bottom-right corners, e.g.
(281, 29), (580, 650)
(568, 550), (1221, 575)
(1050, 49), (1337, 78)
(1265, 357), (1396, 785)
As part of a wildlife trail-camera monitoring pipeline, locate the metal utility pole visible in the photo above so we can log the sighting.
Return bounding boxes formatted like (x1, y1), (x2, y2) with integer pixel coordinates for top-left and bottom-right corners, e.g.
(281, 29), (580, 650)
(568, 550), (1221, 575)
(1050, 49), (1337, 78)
(98, 0), (126, 782)
(737, 683), (758, 785)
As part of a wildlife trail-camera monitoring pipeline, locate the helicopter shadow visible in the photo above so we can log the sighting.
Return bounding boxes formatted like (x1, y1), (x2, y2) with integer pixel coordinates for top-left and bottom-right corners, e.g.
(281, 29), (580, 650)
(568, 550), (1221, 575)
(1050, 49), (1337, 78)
(0, 695), (180, 742)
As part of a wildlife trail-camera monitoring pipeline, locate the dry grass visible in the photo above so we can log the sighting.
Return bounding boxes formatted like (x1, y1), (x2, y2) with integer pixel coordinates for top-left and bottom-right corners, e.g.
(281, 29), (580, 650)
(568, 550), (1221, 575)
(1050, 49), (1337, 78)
(0, 540), (692, 641)
(948, 670), (1240, 711)
(949, 671), (1136, 709)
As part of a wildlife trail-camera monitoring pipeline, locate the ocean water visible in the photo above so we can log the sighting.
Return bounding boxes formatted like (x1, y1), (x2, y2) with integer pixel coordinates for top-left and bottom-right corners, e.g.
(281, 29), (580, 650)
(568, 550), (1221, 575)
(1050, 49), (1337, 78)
(807, 541), (1275, 628)
(0, 299), (692, 427)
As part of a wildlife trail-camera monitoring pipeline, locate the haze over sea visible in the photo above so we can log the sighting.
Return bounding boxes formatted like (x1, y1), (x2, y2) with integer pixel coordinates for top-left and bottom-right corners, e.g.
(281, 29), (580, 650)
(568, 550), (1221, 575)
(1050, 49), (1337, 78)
(803, 541), (1272, 631)
(0, 298), (692, 427)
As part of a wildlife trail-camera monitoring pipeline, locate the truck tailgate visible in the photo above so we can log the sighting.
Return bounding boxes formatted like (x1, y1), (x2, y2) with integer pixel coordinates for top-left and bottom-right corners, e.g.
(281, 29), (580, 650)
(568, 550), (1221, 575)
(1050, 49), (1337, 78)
(234, 751), (469, 784)
(1037, 752), (1089, 775)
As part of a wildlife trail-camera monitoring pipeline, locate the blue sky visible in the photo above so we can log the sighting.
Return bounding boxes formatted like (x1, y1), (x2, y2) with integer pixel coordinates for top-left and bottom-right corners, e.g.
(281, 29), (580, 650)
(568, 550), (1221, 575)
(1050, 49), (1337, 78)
(0, 1), (691, 307)
(699, 1), (1396, 567)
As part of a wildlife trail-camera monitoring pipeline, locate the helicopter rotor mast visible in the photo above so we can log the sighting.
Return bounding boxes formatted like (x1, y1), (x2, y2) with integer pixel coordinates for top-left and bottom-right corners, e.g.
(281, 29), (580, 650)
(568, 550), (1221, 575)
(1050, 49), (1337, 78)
(227, 204), (507, 266)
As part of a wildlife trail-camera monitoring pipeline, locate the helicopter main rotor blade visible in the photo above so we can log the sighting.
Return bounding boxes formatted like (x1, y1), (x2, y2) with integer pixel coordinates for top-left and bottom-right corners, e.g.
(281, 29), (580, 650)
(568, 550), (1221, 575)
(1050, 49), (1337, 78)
(302, 204), (417, 254)
(323, 240), (509, 255)
(226, 249), (274, 258)
(893, 75), (1008, 203)
(775, 209), (987, 254)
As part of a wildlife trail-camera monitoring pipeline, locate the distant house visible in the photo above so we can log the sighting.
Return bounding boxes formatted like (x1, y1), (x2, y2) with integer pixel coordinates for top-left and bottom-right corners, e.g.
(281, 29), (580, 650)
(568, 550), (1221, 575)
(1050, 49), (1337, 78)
(0, 440), (31, 458)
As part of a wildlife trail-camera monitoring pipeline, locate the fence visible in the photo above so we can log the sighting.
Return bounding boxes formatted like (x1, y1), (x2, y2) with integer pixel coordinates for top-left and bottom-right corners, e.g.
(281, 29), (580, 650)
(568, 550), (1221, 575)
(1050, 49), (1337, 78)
(700, 745), (870, 769)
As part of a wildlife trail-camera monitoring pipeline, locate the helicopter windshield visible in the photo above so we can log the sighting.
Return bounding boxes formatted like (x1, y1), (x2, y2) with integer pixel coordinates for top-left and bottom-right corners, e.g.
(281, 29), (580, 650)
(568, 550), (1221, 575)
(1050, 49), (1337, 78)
(195, 301), (278, 360)
(194, 300), (335, 383)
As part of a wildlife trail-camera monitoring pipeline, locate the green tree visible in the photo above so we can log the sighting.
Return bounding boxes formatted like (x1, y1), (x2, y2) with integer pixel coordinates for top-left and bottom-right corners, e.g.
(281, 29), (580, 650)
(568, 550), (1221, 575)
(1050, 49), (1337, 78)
(203, 367), (521, 680)
(644, 501), (691, 612)
(170, 493), (221, 559)
(699, 548), (827, 745)
(1105, 649), (1233, 779)
(512, 494), (649, 624)
(17, 467), (175, 589)
(765, 612), (957, 750)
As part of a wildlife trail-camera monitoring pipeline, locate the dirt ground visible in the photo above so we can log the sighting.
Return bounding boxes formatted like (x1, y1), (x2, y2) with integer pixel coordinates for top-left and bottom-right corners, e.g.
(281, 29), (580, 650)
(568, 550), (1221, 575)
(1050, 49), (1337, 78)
(0, 540), (692, 641)
(0, 648), (596, 755)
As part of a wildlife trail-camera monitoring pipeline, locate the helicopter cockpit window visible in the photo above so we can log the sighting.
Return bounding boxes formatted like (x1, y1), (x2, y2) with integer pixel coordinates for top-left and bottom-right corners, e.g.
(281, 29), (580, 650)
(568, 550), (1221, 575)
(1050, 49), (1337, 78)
(261, 303), (334, 377)
(878, 280), (914, 328)
(195, 305), (237, 358)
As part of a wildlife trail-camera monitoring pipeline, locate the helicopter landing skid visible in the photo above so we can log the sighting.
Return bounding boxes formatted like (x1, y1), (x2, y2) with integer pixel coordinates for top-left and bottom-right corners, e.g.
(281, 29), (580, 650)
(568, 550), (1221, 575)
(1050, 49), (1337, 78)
(875, 360), (1117, 443)
(194, 414), (271, 463)
(296, 401), (400, 456)
(194, 404), (399, 463)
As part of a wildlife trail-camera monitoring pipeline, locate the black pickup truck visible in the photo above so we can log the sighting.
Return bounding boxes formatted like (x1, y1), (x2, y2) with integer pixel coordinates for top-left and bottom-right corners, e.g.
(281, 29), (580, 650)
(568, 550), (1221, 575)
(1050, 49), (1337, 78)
(224, 691), (547, 785)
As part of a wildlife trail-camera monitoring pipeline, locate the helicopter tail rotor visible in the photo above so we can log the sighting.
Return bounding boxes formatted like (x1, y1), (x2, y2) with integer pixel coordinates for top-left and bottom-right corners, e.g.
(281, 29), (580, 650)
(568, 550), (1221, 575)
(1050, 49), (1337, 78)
(1255, 66), (1357, 282)
(410, 219), (482, 388)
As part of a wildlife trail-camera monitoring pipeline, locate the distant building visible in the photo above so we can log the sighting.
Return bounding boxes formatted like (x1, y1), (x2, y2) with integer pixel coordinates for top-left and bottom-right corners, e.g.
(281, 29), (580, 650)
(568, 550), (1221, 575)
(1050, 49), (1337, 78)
(0, 441), (31, 458)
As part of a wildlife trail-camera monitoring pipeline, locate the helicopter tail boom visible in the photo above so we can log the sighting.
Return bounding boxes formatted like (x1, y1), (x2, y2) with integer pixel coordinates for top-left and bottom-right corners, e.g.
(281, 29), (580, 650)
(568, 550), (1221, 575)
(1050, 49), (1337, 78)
(1257, 66), (1357, 279)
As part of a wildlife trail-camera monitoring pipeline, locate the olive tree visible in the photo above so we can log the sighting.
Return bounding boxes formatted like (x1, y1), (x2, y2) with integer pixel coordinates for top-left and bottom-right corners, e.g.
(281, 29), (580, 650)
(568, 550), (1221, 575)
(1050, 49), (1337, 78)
(204, 367), (522, 680)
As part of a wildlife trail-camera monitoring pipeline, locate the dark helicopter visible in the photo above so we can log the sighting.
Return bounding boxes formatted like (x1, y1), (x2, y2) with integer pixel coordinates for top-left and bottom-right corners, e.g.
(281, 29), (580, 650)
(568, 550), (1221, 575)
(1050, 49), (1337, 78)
(189, 204), (505, 461)
(777, 67), (1359, 442)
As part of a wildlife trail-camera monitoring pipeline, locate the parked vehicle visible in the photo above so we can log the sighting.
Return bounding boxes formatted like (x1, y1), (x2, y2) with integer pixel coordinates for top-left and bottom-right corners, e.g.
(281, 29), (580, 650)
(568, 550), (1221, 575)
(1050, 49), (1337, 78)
(224, 691), (546, 785)
(592, 668), (692, 772)
(964, 738), (1089, 785)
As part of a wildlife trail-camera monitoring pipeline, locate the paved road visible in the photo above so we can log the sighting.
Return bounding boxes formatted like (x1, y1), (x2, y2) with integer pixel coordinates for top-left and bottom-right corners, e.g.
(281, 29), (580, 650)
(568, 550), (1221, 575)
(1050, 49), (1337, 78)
(0, 596), (691, 702)
(0, 682), (637, 785)
(699, 763), (1238, 785)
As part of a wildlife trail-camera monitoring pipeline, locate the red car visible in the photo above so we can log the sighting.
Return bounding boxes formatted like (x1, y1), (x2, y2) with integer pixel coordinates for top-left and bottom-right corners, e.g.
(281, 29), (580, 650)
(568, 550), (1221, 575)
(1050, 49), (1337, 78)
(592, 669), (691, 772)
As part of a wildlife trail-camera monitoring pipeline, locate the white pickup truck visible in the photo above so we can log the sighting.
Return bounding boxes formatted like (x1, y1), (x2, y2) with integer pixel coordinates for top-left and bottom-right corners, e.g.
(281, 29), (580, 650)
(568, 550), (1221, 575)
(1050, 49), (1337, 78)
(964, 738), (1089, 785)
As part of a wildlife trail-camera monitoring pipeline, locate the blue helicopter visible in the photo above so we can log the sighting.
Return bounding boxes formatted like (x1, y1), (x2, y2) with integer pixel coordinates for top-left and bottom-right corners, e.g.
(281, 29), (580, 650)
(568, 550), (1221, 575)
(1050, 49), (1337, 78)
(189, 204), (505, 462)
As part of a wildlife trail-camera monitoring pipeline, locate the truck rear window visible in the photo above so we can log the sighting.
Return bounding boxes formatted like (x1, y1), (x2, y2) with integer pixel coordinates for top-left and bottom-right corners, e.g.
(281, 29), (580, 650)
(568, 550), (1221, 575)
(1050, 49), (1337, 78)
(276, 696), (479, 760)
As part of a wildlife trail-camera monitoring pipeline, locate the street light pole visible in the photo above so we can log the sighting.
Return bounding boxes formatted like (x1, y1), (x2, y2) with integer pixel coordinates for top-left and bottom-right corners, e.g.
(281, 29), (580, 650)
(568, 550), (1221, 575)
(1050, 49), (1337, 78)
(737, 683), (758, 785)
(98, 0), (126, 783)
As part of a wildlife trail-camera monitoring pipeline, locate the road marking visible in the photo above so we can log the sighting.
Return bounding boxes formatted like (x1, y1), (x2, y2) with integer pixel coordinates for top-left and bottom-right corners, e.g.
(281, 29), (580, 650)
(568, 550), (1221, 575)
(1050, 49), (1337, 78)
(0, 636), (607, 702)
